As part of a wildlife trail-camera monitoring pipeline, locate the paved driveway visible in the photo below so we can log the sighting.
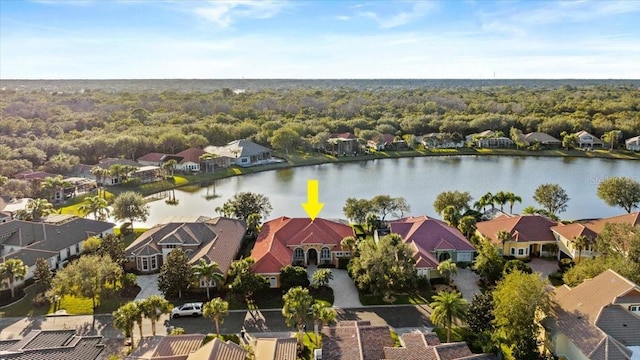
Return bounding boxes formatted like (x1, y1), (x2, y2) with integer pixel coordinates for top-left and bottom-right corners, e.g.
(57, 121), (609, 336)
(528, 258), (559, 278)
(307, 266), (362, 308)
(134, 274), (162, 301)
(453, 268), (481, 302)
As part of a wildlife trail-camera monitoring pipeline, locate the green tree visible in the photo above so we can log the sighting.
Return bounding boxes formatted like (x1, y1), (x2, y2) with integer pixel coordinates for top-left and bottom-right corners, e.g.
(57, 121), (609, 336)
(503, 259), (532, 275)
(595, 223), (640, 262)
(271, 127), (299, 154)
(162, 159), (178, 177)
(112, 191), (150, 225)
(311, 268), (333, 288)
(437, 259), (457, 285)
(597, 176), (640, 213)
(467, 292), (494, 334)
(505, 192), (522, 214)
(158, 249), (191, 298)
(138, 295), (172, 336)
(492, 271), (552, 360)
(563, 255), (640, 286)
(348, 234), (417, 299)
(601, 130), (622, 151)
(33, 257), (52, 291)
(282, 286), (314, 345)
(16, 198), (55, 221)
(429, 290), (467, 343)
(442, 205), (461, 227)
(340, 236), (357, 253)
(310, 302), (336, 345)
(0, 258), (28, 298)
(493, 191), (508, 212)
(433, 190), (472, 215)
(496, 230), (513, 256)
(192, 259), (223, 299)
(98, 233), (126, 265)
(473, 192), (495, 212)
(50, 254), (122, 309)
(113, 301), (140, 350)
(279, 265), (310, 290)
(560, 131), (578, 150)
(78, 195), (110, 221)
(533, 183), (570, 216)
(457, 215), (477, 238)
(39, 175), (70, 203)
(203, 297), (229, 336)
(572, 235), (591, 263)
(90, 166), (110, 198)
(228, 257), (269, 302)
(342, 198), (371, 224)
(370, 195), (410, 221)
(473, 240), (505, 285)
(215, 192), (272, 222)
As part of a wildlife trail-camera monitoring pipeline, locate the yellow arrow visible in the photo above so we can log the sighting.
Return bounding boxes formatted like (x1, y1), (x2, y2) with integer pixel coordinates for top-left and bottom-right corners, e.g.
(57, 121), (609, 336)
(302, 179), (324, 221)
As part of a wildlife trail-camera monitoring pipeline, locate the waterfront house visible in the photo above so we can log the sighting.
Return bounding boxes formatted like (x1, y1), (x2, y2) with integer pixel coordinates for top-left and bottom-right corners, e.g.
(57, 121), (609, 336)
(137, 152), (184, 167)
(124, 217), (246, 285)
(419, 132), (465, 149)
(367, 134), (406, 151)
(388, 216), (476, 280)
(475, 214), (557, 258)
(524, 132), (561, 149)
(174, 147), (206, 172)
(0, 215), (115, 284)
(551, 212), (640, 262)
(541, 269), (640, 360)
(204, 139), (272, 167)
(466, 130), (514, 148)
(250, 217), (355, 288)
(71, 158), (141, 186)
(575, 130), (604, 149)
(327, 132), (360, 155)
(626, 135), (640, 151)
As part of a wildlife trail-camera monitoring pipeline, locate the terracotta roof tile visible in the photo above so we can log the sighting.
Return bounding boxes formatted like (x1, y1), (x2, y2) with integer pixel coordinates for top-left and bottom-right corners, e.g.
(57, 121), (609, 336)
(321, 321), (393, 360)
(476, 215), (557, 244)
(185, 338), (246, 360)
(175, 148), (206, 164)
(126, 334), (204, 360)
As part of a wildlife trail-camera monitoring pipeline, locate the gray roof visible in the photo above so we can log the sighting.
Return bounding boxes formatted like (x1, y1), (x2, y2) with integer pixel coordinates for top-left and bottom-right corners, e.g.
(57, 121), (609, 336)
(524, 132), (561, 144)
(204, 139), (271, 159)
(0, 218), (115, 267)
(596, 305), (640, 346)
(0, 330), (104, 360)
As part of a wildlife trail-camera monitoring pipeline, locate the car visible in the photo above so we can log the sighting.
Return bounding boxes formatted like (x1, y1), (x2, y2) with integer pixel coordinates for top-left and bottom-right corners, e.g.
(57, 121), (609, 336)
(170, 302), (203, 318)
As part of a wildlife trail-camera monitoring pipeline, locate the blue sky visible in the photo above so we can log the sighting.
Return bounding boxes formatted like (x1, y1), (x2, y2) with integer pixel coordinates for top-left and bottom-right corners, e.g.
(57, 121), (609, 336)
(1, 0), (639, 79)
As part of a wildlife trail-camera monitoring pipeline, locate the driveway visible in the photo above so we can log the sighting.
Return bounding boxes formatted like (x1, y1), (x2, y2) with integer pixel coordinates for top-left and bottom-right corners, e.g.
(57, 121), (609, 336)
(453, 268), (481, 302)
(134, 274), (162, 301)
(307, 266), (362, 308)
(528, 258), (559, 278)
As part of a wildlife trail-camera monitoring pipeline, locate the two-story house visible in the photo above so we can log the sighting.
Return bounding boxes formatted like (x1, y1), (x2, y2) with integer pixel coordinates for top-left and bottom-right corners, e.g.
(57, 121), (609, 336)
(575, 130), (604, 149)
(327, 132), (361, 156)
(204, 139), (272, 167)
(626, 135), (640, 151)
(475, 214), (558, 258)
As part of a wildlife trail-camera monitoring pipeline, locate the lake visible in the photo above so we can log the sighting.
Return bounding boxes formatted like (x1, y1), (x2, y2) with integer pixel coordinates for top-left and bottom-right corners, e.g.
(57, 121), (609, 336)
(136, 156), (639, 228)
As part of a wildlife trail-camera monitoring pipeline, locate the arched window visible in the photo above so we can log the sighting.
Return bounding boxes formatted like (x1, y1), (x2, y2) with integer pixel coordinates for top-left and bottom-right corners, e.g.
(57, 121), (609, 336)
(321, 247), (331, 260)
(294, 248), (304, 259)
(269, 277), (277, 288)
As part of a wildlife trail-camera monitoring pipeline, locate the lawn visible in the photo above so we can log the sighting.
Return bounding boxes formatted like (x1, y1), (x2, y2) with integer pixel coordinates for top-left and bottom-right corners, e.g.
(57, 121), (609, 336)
(433, 326), (472, 343)
(0, 285), (50, 317)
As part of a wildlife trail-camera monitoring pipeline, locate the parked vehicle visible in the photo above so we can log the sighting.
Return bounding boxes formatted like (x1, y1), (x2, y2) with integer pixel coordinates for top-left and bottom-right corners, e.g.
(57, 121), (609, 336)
(170, 302), (203, 318)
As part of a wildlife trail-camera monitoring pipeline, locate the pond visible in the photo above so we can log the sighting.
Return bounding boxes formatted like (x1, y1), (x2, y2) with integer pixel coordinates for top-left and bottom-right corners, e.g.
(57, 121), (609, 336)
(135, 156), (639, 228)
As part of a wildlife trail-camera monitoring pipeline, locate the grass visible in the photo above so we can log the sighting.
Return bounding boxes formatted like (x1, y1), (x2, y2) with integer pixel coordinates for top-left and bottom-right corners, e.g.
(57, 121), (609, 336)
(0, 285), (50, 317)
(358, 289), (432, 306)
(433, 326), (472, 343)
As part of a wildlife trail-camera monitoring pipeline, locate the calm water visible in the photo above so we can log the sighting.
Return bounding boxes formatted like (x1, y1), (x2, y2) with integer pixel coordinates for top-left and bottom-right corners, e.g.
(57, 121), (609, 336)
(136, 156), (639, 227)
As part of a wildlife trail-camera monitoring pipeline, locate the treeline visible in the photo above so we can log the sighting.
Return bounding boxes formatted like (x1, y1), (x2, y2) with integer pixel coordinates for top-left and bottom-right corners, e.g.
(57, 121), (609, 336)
(0, 84), (638, 177)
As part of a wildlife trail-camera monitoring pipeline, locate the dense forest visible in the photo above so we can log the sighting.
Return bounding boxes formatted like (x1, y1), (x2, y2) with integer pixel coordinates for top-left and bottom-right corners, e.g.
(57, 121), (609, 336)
(0, 81), (638, 179)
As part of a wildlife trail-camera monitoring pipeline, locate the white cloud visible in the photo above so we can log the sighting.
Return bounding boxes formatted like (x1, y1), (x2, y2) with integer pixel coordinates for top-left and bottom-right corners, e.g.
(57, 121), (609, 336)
(359, 1), (438, 29)
(193, 0), (288, 28)
(512, 0), (639, 25)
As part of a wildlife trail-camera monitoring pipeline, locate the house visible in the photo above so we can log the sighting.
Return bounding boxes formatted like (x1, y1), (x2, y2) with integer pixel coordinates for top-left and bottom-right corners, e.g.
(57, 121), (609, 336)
(524, 132), (561, 149)
(575, 130), (604, 149)
(551, 212), (640, 262)
(388, 216), (476, 280)
(367, 134), (406, 151)
(475, 214), (558, 258)
(626, 135), (640, 151)
(542, 269), (640, 360)
(174, 147), (206, 172)
(136, 153), (184, 167)
(420, 133), (465, 149)
(0, 196), (31, 222)
(124, 217), (246, 282)
(327, 132), (361, 156)
(130, 166), (163, 184)
(186, 337), (246, 360)
(13, 171), (70, 203)
(204, 139), (272, 167)
(250, 217), (355, 288)
(0, 330), (105, 360)
(126, 334), (205, 360)
(252, 336), (298, 360)
(71, 158), (141, 186)
(320, 321), (495, 360)
(0, 215), (115, 283)
(466, 130), (513, 148)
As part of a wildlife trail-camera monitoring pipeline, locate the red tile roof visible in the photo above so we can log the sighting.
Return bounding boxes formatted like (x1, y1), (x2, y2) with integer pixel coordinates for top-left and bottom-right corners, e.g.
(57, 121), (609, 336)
(551, 212), (640, 243)
(476, 215), (557, 244)
(251, 217), (354, 274)
(321, 321), (393, 360)
(137, 152), (172, 162)
(176, 148), (206, 164)
(126, 334), (204, 360)
(329, 132), (357, 140)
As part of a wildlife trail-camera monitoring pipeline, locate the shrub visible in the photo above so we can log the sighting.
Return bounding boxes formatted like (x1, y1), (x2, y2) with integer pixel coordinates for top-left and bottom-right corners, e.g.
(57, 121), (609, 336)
(559, 258), (574, 273)
(32, 292), (50, 308)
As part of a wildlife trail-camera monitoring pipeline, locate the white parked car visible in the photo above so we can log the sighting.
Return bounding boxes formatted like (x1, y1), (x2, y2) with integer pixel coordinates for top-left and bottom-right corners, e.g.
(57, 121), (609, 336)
(170, 302), (203, 318)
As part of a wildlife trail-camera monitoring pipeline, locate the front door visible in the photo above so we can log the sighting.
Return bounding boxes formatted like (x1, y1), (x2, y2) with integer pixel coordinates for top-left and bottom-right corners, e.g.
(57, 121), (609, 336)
(307, 248), (318, 265)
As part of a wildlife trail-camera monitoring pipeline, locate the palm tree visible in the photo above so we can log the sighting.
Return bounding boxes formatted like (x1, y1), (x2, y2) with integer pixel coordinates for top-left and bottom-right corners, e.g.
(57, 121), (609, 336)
(311, 303), (337, 345)
(457, 215), (477, 238)
(40, 176), (70, 203)
(78, 195), (110, 221)
(132, 300), (144, 341)
(18, 198), (55, 221)
(246, 213), (262, 237)
(162, 159), (178, 177)
(340, 236), (357, 254)
(0, 258), (28, 298)
(493, 191), (508, 212)
(437, 259), (458, 286)
(203, 297), (229, 336)
(192, 259), (223, 300)
(0, 175), (8, 187)
(138, 295), (172, 336)
(113, 301), (140, 350)
(473, 192), (494, 212)
(573, 235), (591, 263)
(505, 192), (522, 214)
(429, 290), (468, 343)
(311, 268), (333, 288)
(442, 205), (460, 227)
(496, 230), (513, 256)
(90, 166), (110, 197)
(282, 286), (314, 346)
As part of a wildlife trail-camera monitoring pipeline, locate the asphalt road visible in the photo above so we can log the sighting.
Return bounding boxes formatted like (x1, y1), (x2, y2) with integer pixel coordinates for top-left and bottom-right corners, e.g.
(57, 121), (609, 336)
(0, 305), (434, 341)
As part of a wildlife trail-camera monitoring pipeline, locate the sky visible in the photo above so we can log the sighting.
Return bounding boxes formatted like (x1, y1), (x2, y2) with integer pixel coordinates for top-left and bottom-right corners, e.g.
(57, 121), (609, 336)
(1, 0), (639, 79)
